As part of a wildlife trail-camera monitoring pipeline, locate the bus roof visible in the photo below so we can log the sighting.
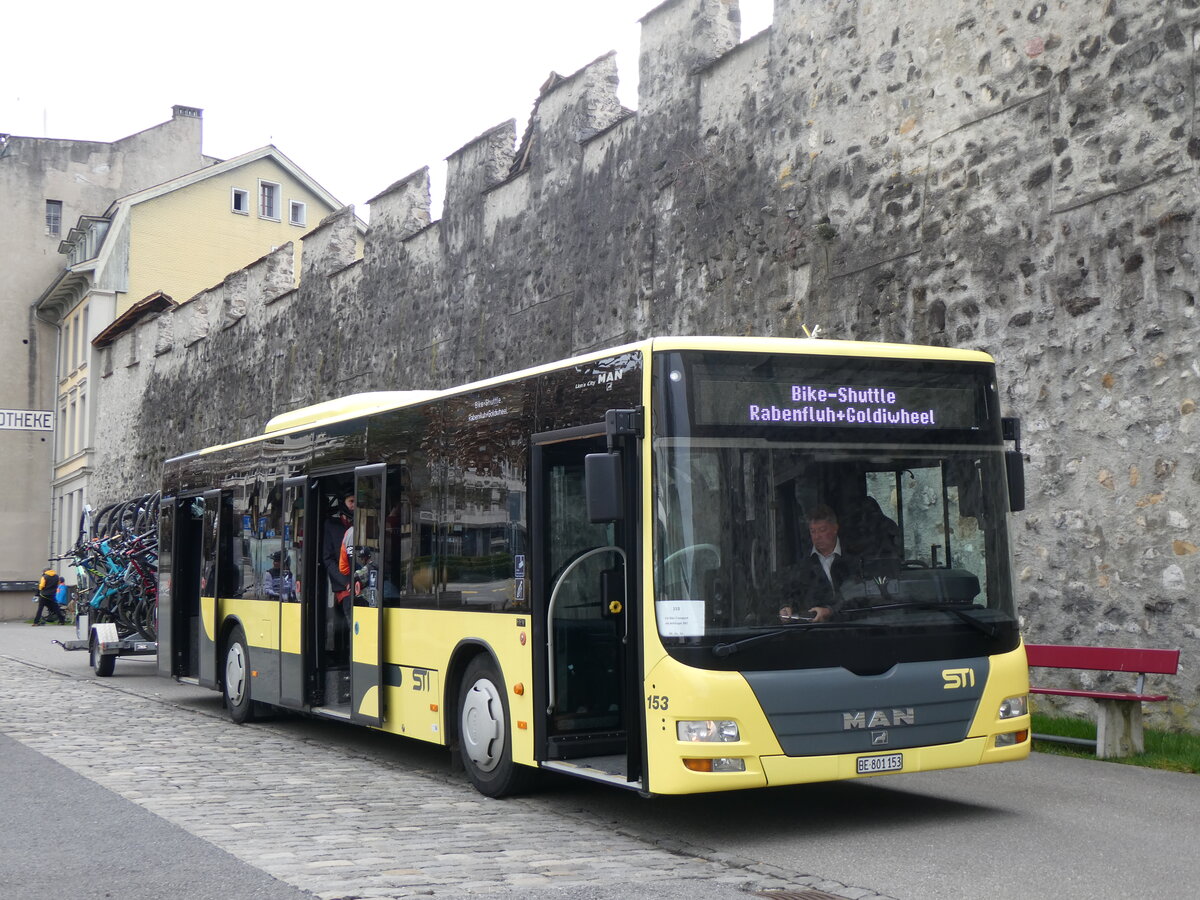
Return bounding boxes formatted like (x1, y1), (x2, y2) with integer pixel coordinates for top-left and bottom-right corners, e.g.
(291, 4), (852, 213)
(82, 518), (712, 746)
(174, 336), (995, 460)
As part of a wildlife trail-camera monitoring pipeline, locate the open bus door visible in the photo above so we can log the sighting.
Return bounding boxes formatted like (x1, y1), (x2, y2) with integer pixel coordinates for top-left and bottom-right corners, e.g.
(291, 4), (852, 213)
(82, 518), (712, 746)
(279, 476), (310, 707)
(197, 488), (222, 689)
(531, 412), (643, 790)
(350, 464), (386, 726)
(156, 496), (177, 678)
(159, 495), (206, 680)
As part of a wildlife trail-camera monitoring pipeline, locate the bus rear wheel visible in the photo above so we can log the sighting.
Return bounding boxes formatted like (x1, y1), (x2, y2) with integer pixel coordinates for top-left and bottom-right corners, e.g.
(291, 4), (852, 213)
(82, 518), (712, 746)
(458, 655), (533, 798)
(223, 626), (255, 724)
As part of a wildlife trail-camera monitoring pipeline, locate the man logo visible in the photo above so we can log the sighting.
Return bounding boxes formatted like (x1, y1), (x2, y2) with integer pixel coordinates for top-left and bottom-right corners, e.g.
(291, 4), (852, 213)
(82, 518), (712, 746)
(871, 731), (889, 746)
(843, 708), (915, 730)
(943, 667), (976, 689)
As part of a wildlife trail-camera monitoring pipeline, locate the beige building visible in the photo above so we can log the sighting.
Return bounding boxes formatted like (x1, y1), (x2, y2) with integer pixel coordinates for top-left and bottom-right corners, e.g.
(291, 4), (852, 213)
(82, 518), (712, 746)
(0, 106), (215, 618)
(31, 145), (355, 603)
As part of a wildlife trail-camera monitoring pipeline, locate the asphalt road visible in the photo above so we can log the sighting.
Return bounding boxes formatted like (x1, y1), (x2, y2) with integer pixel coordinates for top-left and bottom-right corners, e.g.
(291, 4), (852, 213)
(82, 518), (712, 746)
(3, 620), (1197, 900)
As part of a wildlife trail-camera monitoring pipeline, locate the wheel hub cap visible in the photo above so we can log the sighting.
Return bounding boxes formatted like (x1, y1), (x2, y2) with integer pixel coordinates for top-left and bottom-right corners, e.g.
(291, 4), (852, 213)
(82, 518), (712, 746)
(461, 680), (503, 771)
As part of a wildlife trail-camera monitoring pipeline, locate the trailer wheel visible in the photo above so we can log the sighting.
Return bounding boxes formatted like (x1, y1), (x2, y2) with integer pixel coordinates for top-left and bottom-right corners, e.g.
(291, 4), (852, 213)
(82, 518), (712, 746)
(90, 636), (115, 678)
(223, 625), (255, 724)
(457, 654), (533, 797)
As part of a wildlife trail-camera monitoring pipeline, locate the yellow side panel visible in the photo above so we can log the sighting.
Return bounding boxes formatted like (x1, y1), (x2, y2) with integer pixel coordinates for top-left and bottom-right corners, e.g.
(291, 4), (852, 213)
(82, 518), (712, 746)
(359, 686), (380, 720)
(352, 607), (380, 665)
(201, 596), (216, 641)
(384, 667), (441, 742)
(220, 597), (280, 651)
(378, 610), (534, 766)
(280, 603), (302, 654)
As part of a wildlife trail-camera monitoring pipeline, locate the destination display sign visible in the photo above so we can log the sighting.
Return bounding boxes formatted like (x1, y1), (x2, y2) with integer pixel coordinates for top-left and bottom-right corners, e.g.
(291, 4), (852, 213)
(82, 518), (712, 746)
(693, 378), (981, 430)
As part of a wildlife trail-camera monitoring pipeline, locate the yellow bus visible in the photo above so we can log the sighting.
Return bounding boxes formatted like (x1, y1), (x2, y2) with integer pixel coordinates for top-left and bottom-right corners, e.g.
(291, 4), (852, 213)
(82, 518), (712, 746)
(157, 336), (1031, 796)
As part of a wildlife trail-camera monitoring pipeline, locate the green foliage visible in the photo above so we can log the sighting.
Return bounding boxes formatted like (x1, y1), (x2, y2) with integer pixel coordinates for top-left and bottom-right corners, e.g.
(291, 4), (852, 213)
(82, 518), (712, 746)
(1032, 713), (1200, 774)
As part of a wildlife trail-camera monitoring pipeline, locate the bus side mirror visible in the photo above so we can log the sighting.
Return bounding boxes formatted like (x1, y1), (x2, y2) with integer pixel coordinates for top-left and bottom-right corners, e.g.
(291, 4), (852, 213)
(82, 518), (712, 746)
(585, 453), (624, 523)
(1001, 416), (1025, 513)
(1005, 450), (1025, 512)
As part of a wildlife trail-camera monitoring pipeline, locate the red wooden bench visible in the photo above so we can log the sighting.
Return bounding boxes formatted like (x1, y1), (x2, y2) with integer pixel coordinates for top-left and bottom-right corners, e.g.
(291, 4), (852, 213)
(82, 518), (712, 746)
(1025, 643), (1181, 758)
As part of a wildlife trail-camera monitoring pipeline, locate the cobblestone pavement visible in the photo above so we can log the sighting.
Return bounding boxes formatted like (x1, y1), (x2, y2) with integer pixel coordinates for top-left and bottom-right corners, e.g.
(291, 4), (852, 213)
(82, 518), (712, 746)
(0, 656), (897, 900)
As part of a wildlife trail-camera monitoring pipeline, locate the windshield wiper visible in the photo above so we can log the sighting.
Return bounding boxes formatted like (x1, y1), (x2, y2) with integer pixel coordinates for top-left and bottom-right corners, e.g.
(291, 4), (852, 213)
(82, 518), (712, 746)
(712, 623), (812, 657)
(844, 601), (1000, 637)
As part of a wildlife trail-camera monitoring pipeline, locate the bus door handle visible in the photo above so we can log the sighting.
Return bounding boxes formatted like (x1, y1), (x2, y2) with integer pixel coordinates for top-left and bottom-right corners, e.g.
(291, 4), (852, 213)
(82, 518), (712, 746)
(545, 545), (626, 715)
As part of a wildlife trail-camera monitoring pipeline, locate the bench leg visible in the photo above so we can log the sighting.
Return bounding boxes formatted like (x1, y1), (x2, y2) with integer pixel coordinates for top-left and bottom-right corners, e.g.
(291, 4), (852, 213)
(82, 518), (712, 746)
(1095, 700), (1144, 758)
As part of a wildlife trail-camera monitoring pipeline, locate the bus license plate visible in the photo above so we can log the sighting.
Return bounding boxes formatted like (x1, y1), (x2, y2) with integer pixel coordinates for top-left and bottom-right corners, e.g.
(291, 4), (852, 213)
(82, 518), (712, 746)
(857, 753), (903, 774)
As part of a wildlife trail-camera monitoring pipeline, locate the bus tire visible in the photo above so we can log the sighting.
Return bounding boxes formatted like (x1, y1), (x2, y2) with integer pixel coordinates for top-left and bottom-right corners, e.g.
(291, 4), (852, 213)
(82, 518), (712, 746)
(90, 637), (115, 678)
(223, 626), (255, 725)
(458, 655), (532, 798)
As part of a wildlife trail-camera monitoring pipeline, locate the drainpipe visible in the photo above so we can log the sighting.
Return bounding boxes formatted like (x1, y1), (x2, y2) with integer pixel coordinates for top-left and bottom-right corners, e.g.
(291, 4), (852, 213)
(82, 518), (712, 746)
(33, 300), (63, 567)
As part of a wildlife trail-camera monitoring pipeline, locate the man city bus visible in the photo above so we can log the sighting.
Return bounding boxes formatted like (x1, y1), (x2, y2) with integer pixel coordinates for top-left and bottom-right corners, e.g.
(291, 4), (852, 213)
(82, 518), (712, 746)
(157, 336), (1030, 796)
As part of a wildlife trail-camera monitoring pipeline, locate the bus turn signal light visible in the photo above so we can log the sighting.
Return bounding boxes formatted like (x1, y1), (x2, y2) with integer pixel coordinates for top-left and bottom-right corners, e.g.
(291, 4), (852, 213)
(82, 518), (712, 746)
(995, 730), (1029, 747)
(683, 757), (746, 773)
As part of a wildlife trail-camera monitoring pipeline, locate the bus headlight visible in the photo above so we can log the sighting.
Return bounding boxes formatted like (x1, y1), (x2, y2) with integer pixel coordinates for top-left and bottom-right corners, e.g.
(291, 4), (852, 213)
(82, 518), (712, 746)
(998, 695), (1028, 719)
(677, 720), (740, 742)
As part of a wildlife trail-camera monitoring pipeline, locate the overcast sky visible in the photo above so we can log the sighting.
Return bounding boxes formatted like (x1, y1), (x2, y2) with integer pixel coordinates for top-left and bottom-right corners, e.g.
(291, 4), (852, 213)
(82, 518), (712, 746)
(5, 0), (771, 219)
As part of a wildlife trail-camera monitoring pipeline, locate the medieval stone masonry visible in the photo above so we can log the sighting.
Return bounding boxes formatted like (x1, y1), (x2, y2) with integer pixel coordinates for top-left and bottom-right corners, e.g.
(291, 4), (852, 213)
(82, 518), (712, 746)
(95, 0), (1198, 726)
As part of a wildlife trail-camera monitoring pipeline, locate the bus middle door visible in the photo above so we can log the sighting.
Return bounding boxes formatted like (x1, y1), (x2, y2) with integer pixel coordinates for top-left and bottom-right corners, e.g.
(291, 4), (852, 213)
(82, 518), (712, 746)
(278, 476), (310, 708)
(350, 464), (386, 726)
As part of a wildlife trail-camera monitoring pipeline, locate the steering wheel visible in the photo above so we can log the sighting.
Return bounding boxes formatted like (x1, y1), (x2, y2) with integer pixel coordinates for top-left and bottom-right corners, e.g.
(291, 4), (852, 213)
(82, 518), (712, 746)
(660, 543), (721, 599)
(902, 559), (929, 569)
(663, 543), (722, 568)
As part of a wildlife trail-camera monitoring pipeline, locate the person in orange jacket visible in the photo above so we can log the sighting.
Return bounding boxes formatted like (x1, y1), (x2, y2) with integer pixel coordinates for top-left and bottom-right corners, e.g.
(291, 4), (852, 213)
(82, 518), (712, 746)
(34, 568), (67, 625)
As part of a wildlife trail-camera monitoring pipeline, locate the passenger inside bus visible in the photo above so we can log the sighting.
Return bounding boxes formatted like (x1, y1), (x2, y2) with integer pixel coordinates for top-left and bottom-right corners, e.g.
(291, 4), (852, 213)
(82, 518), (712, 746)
(321, 491), (355, 655)
(840, 495), (901, 561)
(263, 551), (296, 601)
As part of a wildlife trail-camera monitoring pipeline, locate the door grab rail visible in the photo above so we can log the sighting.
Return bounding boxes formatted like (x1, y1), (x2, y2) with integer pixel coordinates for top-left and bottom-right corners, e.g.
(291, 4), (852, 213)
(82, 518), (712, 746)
(546, 545), (627, 715)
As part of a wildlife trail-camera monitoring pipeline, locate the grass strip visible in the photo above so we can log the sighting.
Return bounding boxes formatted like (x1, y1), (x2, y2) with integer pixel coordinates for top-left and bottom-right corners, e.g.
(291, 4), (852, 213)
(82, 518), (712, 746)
(1031, 712), (1200, 774)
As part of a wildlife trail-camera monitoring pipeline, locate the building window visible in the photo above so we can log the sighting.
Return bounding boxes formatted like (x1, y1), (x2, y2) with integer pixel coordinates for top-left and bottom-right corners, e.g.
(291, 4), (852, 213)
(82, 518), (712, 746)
(75, 312), (85, 368)
(46, 200), (63, 236)
(259, 181), (280, 220)
(289, 200), (306, 227)
(67, 397), (76, 455)
(57, 400), (67, 458)
(231, 188), (249, 215)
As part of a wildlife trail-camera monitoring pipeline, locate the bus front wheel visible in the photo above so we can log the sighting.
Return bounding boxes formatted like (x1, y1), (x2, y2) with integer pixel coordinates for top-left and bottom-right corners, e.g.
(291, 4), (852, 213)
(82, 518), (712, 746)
(223, 626), (255, 725)
(457, 655), (532, 798)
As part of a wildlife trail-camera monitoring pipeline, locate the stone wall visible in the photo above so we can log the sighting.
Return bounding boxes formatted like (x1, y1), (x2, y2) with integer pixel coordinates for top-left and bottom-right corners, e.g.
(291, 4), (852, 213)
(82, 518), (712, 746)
(94, 0), (1198, 727)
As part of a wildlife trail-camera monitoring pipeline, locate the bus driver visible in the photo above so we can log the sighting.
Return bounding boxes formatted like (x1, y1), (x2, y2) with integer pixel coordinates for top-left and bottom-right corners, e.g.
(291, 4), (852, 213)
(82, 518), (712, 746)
(777, 506), (860, 623)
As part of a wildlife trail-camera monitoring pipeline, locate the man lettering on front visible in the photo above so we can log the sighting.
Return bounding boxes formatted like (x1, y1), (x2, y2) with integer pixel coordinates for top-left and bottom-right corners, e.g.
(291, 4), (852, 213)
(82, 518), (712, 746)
(778, 505), (856, 623)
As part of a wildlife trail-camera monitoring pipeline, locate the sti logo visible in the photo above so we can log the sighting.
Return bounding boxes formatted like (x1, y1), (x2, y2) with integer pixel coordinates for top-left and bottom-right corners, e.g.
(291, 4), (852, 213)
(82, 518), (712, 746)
(942, 667), (976, 689)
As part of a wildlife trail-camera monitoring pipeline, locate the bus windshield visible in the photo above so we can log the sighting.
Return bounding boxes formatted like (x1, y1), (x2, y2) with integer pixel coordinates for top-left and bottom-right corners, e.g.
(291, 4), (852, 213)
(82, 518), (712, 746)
(652, 350), (1020, 673)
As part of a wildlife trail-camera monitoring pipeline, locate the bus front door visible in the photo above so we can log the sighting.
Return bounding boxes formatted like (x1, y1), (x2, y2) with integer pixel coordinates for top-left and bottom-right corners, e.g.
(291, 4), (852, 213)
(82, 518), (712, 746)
(533, 425), (641, 788)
